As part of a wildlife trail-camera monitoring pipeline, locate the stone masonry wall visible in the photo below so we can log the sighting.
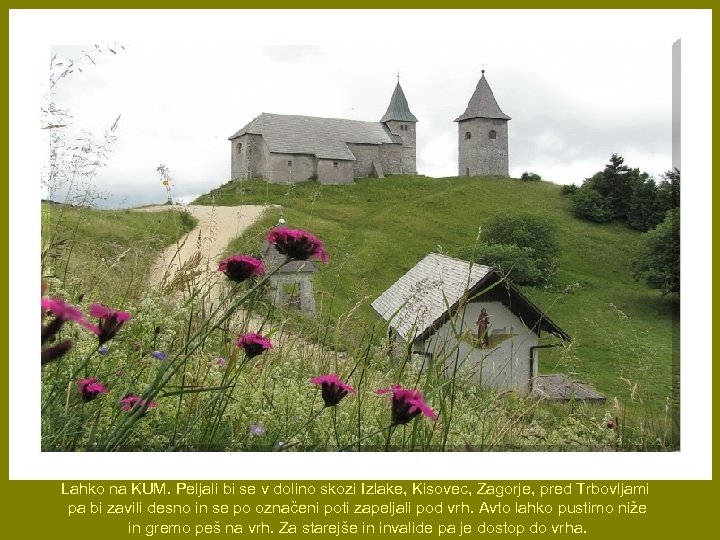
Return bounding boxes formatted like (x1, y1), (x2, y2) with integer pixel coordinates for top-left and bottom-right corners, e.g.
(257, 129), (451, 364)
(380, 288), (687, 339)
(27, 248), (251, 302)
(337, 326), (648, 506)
(384, 120), (417, 174)
(458, 118), (509, 177)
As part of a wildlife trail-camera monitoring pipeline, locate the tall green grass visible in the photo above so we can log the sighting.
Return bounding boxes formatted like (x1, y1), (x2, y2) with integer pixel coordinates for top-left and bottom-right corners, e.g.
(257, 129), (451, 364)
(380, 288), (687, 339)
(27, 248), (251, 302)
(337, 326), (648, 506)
(197, 176), (678, 423)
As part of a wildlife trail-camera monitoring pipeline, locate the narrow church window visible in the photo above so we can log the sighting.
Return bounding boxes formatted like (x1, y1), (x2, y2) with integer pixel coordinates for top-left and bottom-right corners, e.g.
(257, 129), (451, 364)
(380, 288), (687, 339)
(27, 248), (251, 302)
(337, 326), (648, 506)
(488, 130), (497, 140)
(287, 160), (293, 167)
(466, 168), (470, 176)
(236, 143), (242, 154)
(465, 131), (472, 140)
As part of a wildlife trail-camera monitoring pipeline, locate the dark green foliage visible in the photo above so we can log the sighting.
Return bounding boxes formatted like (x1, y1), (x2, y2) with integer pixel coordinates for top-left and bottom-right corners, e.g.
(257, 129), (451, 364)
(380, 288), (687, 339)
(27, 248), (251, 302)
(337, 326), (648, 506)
(633, 208), (680, 294)
(571, 185), (613, 222)
(570, 156), (680, 233)
(520, 171), (542, 181)
(627, 177), (659, 231)
(457, 243), (543, 285)
(560, 183), (579, 196)
(478, 213), (560, 283)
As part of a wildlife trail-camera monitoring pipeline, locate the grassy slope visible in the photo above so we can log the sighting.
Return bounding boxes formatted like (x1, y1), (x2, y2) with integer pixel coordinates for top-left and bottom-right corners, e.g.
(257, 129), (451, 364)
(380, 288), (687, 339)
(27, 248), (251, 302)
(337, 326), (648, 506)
(193, 176), (677, 410)
(41, 203), (197, 304)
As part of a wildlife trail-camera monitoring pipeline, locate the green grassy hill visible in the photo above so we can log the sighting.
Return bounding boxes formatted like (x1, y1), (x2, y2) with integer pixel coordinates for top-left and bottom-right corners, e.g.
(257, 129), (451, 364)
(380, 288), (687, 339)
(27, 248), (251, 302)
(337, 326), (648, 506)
(195, 176), (678, 414)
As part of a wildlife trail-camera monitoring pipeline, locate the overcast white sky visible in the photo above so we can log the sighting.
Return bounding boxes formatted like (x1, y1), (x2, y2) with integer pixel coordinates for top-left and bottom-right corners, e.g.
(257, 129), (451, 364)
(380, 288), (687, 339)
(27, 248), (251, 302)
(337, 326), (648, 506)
(27, 10), (702, 207)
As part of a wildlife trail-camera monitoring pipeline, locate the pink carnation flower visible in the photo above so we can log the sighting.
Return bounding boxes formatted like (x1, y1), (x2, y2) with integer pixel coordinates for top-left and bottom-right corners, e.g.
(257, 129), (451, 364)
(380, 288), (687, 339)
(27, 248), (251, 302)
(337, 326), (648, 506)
(376, 385), (437, 425)
(236, 332), (273, 358)
(76, 378), (109, 402)
(119, 394), (157, 413)
(41, 297), (100, 335)
(310, 374), (356, 407)
(89, 303), (132, 345)
(267, 227), (329, 263)
(217, 254), (265, 282)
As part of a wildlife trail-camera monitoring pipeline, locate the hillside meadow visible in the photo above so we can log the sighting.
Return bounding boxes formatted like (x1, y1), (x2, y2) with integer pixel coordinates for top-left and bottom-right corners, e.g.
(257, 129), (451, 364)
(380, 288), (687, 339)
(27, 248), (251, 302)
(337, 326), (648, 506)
(197, 176), (678, 414)
(39, 175), (678, 451)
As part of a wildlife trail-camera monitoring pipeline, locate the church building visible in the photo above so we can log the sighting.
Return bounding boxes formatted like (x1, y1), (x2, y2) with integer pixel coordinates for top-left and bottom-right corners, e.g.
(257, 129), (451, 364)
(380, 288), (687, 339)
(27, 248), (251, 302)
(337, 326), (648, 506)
(229, 82), (417, 184)
(455, 71), (511, 177)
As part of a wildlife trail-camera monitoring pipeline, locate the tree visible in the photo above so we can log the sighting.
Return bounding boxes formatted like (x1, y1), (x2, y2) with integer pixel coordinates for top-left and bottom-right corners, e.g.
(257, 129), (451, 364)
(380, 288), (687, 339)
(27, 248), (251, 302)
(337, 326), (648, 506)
(633, 208), (679, 294)
(480, 213), (560, 281)
(571, 185), (613, 222)
(457, 243), (543, 286)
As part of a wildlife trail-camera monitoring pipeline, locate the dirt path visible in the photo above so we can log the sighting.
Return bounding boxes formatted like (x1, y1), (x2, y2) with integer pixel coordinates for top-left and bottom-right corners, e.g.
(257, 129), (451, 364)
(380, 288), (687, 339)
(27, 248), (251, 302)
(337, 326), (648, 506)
(138, 204), (269, 293)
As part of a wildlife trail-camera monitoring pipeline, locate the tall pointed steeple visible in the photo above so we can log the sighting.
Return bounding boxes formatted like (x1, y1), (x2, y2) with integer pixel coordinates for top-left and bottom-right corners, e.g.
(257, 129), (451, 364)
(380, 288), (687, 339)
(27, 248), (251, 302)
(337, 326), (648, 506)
(455, 71), (511, 122)
(381, 82), (418, 123)
(455, 71), (510, 177)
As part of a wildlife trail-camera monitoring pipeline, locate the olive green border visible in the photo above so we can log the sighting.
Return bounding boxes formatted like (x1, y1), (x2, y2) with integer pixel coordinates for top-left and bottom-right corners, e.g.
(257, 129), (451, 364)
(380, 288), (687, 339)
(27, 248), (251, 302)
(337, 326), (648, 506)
(2, 3), (714, 538)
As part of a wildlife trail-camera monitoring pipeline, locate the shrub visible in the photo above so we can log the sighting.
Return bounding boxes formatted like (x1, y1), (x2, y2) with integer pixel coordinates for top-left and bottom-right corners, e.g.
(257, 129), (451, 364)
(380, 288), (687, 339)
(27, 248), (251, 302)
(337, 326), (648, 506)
(481, 213), (560, 277)
(560, 183), (579, 196)
(571, 186), (613, 222)
(457, 243), (543, 286)
(633, 208), (679, 294)
(520, 171), (542, 181)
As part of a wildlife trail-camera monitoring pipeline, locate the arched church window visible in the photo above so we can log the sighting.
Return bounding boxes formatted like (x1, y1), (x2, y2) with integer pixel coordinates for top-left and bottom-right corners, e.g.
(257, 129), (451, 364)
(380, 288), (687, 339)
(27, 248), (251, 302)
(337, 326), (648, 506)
(465, 131), (472, 140)
(488, 130), (497, 140)
(236, 143), (242, 154)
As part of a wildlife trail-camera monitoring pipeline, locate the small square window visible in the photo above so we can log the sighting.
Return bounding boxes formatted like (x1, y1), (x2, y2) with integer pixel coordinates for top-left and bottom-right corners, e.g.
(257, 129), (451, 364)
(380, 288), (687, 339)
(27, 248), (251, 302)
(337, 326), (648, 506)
(333, 162), (339, 168)
(287, 160), (293, 167)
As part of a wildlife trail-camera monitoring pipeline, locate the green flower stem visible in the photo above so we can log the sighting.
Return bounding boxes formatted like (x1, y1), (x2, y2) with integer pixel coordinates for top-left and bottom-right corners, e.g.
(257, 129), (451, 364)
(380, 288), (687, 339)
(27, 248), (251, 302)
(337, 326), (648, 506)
(275, 407), (327, 451)
(340, 424), (394, 452)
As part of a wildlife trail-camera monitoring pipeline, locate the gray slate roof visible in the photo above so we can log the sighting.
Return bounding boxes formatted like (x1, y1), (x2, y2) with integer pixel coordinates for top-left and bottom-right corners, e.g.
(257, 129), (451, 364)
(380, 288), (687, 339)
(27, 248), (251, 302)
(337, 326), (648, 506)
(229, 113), (399, 161)
(455, 74), (511, 122)
(371, 253), (493, 341)
(380, 82), (419, 123)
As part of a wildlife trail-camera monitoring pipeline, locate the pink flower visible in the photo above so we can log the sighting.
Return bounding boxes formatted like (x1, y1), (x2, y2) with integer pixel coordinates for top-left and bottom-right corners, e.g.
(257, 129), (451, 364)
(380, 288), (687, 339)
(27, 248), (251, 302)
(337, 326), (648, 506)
(41, 297), (100, 337)
(376, 385), (437, 425)
(76, 378), (109, 402)
(119, 394), (157, 413)
(236, 333), (272, 358)
(267, 227), (329, 263)
(217, 254), (265, 282)
(89, 303), (132, 345)
(310, 374), (356, 407)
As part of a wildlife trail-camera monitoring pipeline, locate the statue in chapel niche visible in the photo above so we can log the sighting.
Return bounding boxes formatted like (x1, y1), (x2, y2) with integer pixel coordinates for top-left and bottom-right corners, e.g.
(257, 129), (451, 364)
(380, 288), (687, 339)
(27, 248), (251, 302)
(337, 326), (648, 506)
(476, 308), (490, 347)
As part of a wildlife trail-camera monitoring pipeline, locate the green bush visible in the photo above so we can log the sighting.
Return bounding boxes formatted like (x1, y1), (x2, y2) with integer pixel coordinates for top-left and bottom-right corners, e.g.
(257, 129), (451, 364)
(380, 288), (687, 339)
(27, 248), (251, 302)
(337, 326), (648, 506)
(457, 243), (543, 285)
(481, 212), (560, 277)
(560, 183), (579, 196)
(571, 186), (613, 222)
(520, 171), (542, 182)
(633, 208), (679, 294)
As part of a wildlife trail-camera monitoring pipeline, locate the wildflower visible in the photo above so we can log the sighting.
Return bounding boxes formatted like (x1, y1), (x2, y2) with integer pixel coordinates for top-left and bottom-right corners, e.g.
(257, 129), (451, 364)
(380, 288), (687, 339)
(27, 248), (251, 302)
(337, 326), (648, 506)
(249, 424), (266, 436)
(216, 357), (227, 367)
(41, 297), (100, 342)
(236, 333), (272, 358)
(217, 254), (265, 282)
(151, 350), (166, 361)
(98, 347), (109, 355)
(89, 303), (132, 345)
(376, 385), (437, 426)
(310, 374), (356, 407)
(119, 394), (157, 413)
(606, 420), (616, 430)
(41, 341), (73, 365)
(76, 378), (109, 402)
(267, 227), (329, 262)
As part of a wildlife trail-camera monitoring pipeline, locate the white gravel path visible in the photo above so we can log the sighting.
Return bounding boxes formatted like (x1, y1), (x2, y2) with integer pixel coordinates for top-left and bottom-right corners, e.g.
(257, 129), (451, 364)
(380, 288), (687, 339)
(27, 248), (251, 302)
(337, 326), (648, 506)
(138, 204), (268, 291)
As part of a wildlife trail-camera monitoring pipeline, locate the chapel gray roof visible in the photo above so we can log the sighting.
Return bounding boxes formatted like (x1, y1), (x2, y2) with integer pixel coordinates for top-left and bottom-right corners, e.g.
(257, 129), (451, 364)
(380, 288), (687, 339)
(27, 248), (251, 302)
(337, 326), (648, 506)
(371, 253), (493, 342)
(380, 82), (419, 123)
(229, 113), (399, 161)
(454, 73), (511, 122)
(371, 253), (569, 343)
